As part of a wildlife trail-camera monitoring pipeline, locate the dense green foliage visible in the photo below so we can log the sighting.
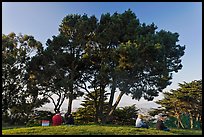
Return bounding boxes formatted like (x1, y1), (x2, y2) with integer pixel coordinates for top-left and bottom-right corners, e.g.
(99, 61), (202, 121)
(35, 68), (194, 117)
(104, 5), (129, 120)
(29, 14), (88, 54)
(73, 94), (139, 125)
(2, 33), (49, 125)
(153, 80), (202, 129)
(2, 125), (202, 135)
(73, 90), (109, 124)
(2, 9), (186, 125)
(111, 105), (139, 125)
(25, 110), (54, 127)
(163, 115), (202, 129)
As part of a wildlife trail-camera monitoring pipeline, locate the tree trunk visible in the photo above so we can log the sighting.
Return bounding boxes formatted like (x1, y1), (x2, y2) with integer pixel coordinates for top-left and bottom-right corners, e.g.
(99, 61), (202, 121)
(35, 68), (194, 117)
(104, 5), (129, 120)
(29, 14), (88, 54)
(67, 94), (73, 114)
(176, 114), (184, 129)
(67, 58), (76, 115)
(108, 91), (125, 117)
(108, 77), (116, 112)
(67, 83), (73, 114)
(93, 97), (99, 123)
(196, 114), (199, 121)
(98, 84), (105, 124)
(199, 115), (202, 128)
(54, 107), (60, 113)
(189, 112), (194, 129)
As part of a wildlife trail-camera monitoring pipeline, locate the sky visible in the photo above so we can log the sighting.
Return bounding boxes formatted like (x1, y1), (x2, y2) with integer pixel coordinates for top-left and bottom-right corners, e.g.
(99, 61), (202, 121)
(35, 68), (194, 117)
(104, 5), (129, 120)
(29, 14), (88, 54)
(2, 2), (202, 111)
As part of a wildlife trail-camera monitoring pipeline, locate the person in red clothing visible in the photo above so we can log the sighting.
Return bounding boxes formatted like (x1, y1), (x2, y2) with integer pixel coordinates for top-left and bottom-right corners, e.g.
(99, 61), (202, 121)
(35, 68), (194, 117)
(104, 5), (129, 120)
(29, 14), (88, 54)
(52, 111), (63, 126)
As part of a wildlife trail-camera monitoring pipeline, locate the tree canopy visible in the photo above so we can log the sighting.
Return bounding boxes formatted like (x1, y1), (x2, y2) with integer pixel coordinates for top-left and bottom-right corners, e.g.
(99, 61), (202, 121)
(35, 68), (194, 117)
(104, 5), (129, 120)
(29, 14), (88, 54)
(155, 80), (202, 129)
(2, 9), (186, 125)
(2, 33), (49, 125)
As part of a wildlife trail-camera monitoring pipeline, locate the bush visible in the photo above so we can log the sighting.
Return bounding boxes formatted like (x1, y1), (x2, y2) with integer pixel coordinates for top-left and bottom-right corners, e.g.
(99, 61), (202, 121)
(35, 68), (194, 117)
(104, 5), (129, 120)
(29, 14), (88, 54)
(26, 110), (53, 127)
(110, 105), (139, 125)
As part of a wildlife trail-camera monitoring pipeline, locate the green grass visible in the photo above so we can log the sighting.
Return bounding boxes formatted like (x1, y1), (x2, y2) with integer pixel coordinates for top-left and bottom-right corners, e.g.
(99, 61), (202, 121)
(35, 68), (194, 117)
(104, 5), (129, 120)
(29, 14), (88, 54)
(2, 124), (202, 135)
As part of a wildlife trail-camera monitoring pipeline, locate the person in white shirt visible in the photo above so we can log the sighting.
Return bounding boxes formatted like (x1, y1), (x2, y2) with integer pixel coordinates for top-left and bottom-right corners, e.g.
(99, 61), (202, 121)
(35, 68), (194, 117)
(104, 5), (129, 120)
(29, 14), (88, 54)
(135, 114), (149, 129)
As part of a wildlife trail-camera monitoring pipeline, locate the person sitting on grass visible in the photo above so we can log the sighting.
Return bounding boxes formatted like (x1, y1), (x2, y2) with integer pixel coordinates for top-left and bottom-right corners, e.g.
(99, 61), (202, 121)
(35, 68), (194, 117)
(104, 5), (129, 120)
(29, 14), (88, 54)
(67, 114), (74, 125)
(52, 111), (63, 126)
(156, 114), (170, 131)
(64, 112), (74, 125)
(135, 114), (149, 129)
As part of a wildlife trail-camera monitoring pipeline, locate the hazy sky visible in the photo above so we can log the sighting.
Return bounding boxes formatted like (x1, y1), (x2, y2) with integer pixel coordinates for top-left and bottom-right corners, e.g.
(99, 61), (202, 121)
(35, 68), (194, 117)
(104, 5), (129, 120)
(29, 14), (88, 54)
(2, 2), (202, 111)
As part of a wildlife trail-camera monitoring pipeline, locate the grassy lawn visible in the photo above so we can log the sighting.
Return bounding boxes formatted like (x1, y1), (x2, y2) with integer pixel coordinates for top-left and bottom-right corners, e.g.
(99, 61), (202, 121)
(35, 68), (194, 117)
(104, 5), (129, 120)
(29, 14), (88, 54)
(2, 124), (202, 135)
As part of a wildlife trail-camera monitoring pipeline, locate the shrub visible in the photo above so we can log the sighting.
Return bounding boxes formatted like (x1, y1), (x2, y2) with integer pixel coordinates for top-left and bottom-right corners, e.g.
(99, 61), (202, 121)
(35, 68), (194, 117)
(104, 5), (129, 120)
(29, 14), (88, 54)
(26, 110), (53, 127)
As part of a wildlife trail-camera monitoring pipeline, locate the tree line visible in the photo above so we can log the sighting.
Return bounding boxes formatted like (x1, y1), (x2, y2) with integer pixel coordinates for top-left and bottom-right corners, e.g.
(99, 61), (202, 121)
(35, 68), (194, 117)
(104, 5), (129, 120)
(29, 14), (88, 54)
(2, 9), (186, 125)
(149, 80), (202, 129)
